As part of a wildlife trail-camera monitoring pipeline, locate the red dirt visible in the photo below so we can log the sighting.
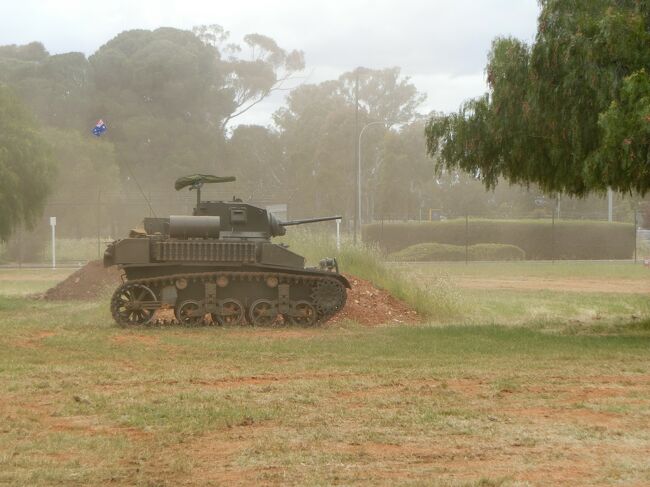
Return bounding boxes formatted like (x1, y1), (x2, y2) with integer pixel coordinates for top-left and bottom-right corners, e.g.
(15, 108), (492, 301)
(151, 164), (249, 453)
(43, 260), (122, 301)
(331, 273), (420, 326)
(41, 262), (420, 326)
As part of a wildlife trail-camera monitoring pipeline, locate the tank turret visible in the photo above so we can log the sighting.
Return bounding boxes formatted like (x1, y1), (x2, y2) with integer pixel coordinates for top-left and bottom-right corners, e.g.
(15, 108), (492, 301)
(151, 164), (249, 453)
(104, 174), (349, 327)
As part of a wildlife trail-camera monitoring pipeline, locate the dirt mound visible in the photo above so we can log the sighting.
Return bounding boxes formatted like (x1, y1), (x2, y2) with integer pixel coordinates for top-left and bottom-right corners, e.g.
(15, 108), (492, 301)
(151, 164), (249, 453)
(42, 262), (420, 325)
(330, 274), (420, 326)
(43, 260), (122, 301)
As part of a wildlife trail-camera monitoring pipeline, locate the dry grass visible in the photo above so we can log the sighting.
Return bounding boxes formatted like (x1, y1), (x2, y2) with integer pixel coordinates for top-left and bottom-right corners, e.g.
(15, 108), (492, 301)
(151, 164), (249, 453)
(1, 262), (650, 486)
(1, 294), (649, 485)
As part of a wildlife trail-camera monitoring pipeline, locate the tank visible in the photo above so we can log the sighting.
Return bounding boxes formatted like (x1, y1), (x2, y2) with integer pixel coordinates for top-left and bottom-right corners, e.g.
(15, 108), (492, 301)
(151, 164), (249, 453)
(103, 174), (349, 326)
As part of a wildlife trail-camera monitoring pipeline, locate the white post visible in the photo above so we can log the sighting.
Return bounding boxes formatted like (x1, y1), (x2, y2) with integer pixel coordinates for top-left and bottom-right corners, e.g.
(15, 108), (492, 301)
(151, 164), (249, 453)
(50, 216), (57, 269)
(608, 188), (613, 222)
(336, 218), (341, 251)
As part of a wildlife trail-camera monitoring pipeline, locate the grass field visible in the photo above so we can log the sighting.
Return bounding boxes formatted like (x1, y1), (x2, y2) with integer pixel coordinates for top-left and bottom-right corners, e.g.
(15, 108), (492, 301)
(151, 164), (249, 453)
(0, 268), (77, 297)
(1, 262), (649, 486)
(397, 262), (650, 329)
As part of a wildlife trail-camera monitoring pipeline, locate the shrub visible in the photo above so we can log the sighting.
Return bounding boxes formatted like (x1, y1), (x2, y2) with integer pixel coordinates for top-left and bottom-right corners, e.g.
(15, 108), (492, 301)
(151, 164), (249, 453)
(470, 243), (525, 261)
(389, 242), (525, 261)
(364, 219), (635, 260)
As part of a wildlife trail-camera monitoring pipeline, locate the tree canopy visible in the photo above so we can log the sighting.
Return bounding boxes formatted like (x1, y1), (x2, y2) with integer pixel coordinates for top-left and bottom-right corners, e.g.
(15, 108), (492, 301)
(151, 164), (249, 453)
(273, 67), (427, 218)
(0, 85), (53, 241)
(425, 0), (650, 196)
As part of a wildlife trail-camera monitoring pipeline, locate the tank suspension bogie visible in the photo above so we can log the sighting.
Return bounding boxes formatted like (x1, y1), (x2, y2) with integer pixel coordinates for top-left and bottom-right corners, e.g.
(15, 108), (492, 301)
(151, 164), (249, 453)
(286, 301), (317, 326)
(175, 300), (204, 325)
(212, 299), (245, 325)
(249, 299), (277, 326)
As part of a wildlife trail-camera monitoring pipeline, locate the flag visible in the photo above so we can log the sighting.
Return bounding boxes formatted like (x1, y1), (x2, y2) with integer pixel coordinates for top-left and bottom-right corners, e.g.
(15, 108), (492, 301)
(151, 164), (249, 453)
(92, 119), (107, 137)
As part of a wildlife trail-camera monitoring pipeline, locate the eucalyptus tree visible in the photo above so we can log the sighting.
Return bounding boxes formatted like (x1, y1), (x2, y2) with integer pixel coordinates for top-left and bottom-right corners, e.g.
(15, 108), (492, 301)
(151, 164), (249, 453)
(425, 0), (650, 196)
(0, 85), (53, 240)
(0, 42), (92, 131)
(339, 67), (426, 125)
(193, 24), (306, 131)
(274, 68), (426, 218)
(89, 26), (305, 186)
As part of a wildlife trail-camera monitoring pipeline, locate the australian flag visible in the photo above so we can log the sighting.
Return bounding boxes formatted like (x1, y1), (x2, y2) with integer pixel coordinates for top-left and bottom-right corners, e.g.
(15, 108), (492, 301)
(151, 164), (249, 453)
(92, 119), (107, 137)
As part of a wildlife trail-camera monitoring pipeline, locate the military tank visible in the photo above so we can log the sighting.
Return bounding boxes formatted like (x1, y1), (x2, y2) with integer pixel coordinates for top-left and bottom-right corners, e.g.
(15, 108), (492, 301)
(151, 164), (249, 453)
(103, 175), (349, 327)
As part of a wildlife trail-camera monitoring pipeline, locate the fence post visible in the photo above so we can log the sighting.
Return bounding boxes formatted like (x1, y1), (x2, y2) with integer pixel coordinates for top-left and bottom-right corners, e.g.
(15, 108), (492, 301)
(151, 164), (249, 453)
(551, 210), (555, 264)
(336, 218), (341, 251)
(97, 190), (102, 260)
(634, 209), (638, 263)
(17, 225), (23, 268)
(50, 217), (56, 269)
(465, 213), (469, 265)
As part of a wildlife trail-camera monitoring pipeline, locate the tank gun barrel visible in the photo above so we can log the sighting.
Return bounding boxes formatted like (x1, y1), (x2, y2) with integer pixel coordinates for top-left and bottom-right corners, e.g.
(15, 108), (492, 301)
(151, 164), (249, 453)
(281, 216), (342, 227)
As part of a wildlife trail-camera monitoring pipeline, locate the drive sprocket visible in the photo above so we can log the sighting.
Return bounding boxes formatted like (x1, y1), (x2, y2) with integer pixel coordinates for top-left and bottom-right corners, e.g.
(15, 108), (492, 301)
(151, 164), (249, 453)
(310, 278), (346, 318)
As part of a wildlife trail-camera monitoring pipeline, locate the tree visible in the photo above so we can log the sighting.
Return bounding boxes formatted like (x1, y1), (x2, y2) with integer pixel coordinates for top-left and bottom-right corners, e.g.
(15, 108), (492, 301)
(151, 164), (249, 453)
(0, 43), (93, 131)
(375, 119), (434, 219)
(425, 0), (650, 196)
(39, 127), (120, 238)
(86, 26), (304, 186)
(192, 24), (305, 130)
(273, 68), (426, 218)
(89, 28), (227, 186)
(225, 125), (285, 199)
(0, 85), (53, 240)
(274, 81), (357, 217)
(340, 67), (426, 125)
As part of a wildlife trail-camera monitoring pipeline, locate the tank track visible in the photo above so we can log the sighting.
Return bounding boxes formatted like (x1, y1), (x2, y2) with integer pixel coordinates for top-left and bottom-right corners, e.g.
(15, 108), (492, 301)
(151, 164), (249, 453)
(110, 270), (346, 328)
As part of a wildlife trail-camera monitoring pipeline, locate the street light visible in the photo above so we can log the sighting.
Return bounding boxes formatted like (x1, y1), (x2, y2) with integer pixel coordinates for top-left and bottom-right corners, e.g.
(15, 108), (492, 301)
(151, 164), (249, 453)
(357, 121), (385, 239)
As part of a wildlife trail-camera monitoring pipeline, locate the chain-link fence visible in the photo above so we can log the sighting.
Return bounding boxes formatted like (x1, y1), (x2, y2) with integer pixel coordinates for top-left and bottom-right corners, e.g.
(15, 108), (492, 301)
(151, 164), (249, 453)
(1, 189), (645, 265)
(365, 205), (643, 263)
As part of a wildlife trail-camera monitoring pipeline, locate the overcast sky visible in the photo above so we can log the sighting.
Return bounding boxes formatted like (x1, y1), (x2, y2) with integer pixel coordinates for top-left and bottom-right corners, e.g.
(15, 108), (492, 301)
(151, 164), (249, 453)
(0, 0), (540, 125)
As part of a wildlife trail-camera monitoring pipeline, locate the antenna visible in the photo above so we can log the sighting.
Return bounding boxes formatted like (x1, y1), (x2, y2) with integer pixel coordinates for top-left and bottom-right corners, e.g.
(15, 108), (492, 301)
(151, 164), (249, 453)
(123, 160), (157, 218)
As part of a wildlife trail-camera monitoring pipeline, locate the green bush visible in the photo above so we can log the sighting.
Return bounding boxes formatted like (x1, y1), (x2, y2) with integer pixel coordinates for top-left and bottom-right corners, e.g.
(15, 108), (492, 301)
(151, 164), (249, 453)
(390, 243), (465, 261)
(471, 243), (525, 261)
(389, 242), (525, 261)
(364, 219), (635, 260)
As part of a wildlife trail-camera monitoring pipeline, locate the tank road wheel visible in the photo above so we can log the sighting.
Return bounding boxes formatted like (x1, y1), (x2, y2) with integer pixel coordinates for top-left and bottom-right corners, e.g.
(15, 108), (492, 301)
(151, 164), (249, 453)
(212, 299), (244, 326)
(175, 300), (204, 326)
(311, 279), (347, 319)
(111, 283), (158, 327)
(248, 299), (277, 326)
(286, 301), (317, 326)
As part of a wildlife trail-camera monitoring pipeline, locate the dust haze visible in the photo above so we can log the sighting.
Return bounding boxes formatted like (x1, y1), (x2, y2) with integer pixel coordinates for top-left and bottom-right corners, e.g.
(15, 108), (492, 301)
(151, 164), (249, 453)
(0, 1), (643, 262)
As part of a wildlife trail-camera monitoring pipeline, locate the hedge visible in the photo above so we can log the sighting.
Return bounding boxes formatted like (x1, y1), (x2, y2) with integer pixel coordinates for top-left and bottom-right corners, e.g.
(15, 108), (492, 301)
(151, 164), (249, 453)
(364, 219), (635, 260)
(389, 242), (525, 262)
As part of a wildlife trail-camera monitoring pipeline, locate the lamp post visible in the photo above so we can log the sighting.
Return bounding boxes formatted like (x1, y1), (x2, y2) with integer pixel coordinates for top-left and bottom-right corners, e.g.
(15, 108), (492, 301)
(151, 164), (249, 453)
(357, 121), (385, 239)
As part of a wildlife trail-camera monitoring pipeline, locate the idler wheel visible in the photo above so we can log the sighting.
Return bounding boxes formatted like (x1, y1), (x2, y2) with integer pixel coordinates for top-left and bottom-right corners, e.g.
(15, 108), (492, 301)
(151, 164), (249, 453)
(212, 299), (244, 326)
(286, 301), (317, 326)
(175, 300), (204, 326)
(110, 283), (157, 326)
(310, 279), (346, 317)
(248, 299), (277, 326)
